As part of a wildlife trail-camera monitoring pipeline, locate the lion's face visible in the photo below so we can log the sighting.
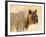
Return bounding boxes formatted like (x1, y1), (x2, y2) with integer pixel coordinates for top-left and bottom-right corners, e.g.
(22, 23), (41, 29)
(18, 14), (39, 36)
(29, 9), (38, 24)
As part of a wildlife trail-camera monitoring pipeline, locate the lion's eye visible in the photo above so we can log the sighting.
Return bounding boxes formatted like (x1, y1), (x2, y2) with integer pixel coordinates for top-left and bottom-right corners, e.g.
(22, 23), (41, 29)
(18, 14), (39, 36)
(33, 15), (35, 17)
(33, 15), (36, 18)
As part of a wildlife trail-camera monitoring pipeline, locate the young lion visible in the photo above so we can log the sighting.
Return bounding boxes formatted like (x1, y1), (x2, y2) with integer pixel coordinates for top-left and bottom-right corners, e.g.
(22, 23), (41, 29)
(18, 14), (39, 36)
(10, 9), (38, 32)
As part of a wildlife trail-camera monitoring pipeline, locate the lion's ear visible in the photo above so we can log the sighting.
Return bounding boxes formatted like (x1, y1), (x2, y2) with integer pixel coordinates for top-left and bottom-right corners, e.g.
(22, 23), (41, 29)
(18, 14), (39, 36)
(34, 9), (37, 13)
(29, 10), (32, 14)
